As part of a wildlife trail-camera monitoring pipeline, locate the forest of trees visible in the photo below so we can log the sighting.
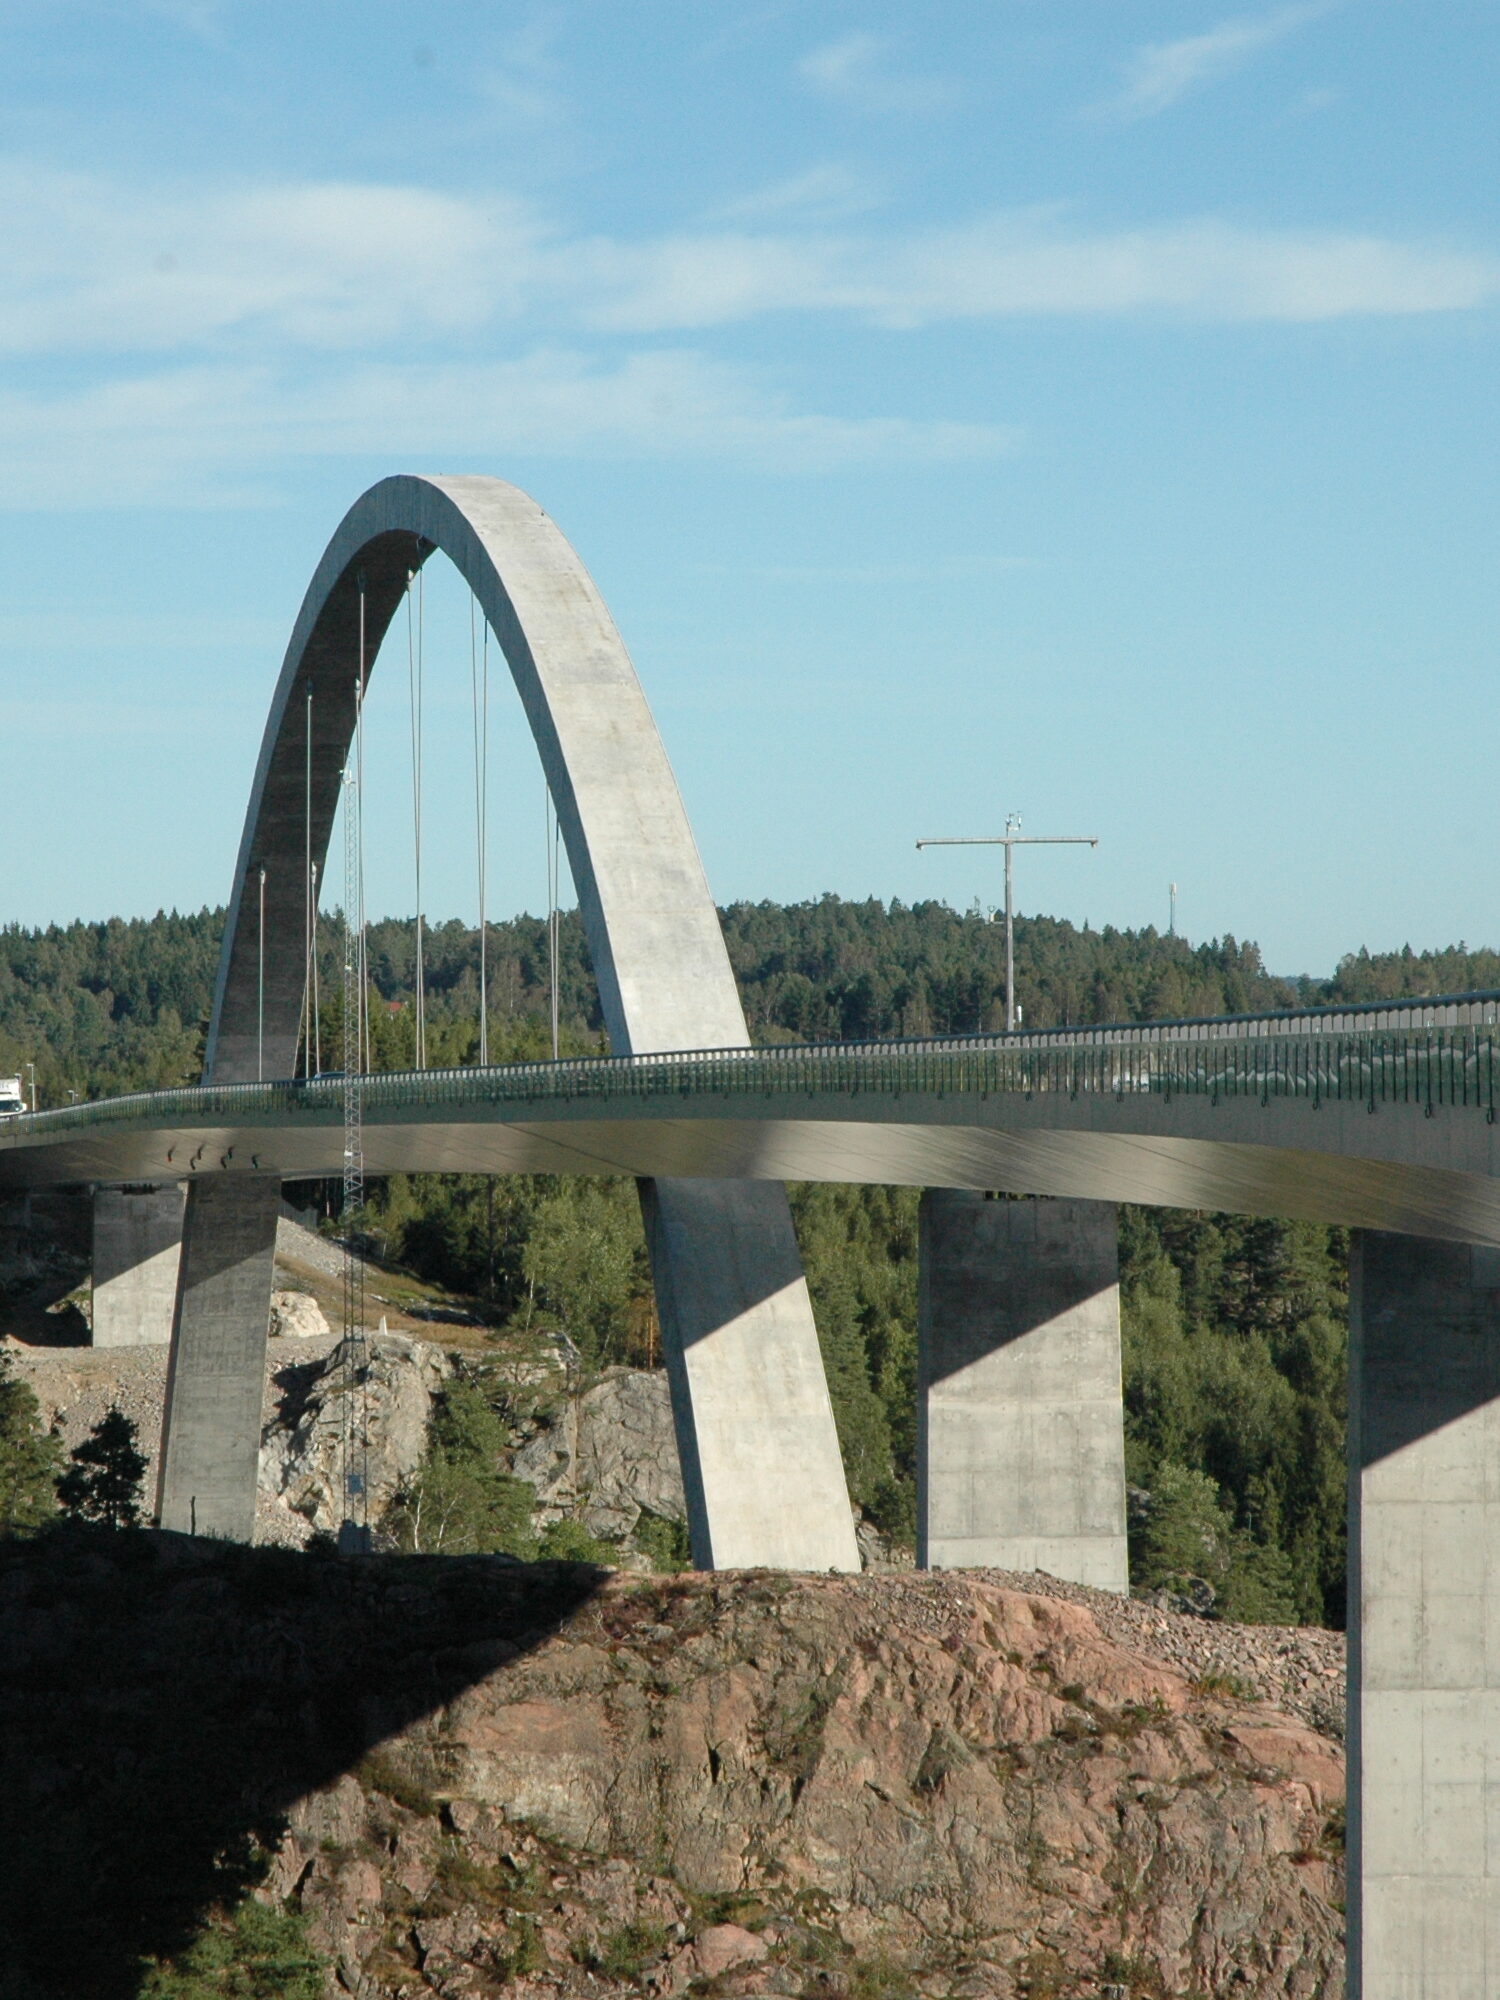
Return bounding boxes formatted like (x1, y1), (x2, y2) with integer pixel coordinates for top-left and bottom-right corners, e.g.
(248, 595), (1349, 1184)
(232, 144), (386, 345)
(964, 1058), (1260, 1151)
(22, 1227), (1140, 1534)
(1, 895), (1493, 1624)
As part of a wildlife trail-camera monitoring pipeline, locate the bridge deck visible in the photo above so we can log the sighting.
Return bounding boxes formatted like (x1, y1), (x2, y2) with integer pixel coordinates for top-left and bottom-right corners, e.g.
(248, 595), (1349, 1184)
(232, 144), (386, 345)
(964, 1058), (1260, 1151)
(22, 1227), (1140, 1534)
(3, 1013), (1497, 1243)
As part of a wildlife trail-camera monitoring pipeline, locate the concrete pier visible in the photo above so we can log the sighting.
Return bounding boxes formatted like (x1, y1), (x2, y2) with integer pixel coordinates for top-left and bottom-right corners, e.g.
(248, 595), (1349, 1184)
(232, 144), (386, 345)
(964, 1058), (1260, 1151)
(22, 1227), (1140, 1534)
(91, 1183), (184, 1347)
(1349, 1230), (1500, 1999)
(642, 1177), (861, 1571)
(155, 1175), (282, 1540)
(917, 1192), (1128, 1589)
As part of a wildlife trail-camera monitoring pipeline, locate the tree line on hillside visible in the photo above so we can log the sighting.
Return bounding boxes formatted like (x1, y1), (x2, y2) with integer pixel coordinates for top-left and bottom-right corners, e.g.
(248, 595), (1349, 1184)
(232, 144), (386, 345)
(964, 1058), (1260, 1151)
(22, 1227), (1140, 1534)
(2, 898), (1495, 1102)
(1, 896), (1492, 1625)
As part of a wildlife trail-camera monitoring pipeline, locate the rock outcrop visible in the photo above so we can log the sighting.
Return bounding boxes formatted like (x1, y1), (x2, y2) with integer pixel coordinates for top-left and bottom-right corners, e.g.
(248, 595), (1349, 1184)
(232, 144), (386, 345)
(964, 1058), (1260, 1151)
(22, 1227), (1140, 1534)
(270, 1288), (331, 1339)
(259, 1331), (450, 1537)
(513, 1368), (686, 1540)
(0, 1531), (1346, 2000)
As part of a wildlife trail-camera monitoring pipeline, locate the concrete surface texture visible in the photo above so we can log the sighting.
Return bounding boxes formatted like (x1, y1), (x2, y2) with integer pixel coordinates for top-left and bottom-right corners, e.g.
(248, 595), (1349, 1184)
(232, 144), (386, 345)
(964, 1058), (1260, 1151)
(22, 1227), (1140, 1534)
(155, 1174), (283, 1540)
(917, 1191), (1128, 1590)
(159, 473), (857, 1570)
(91, 1183), (184, 1347)
(1348, 1230), (1500, 2000)
(642, 1177), (859, 1569)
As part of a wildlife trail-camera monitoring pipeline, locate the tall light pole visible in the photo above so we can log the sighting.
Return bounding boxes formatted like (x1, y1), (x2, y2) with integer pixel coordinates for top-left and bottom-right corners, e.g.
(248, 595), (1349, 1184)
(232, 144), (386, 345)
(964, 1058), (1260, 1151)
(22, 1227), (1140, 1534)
(917, 814), (1099, 1032)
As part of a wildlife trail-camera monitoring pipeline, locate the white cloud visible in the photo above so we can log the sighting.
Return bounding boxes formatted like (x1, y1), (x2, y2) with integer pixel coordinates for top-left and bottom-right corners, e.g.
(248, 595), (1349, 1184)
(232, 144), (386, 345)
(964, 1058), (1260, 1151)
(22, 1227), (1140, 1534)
(577, 213), (1498, 331)
(0, 155), (1489, 505)
(0, 350), (1016, 507)
(0, 164), (534, 354)
(797, 33), (955, 115)
(1112, 4), (1330, 120)
(0, 162), (1488, 366)
(717, 163), (881, 223)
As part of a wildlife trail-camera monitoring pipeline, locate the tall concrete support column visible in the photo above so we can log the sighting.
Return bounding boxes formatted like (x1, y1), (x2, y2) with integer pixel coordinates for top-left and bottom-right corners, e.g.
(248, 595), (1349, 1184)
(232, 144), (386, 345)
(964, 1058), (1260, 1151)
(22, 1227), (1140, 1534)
(155, 1175), (281, 1541)
(91, 1183), (184, 1347)
(1349, 1230), (1500, 1999)
(918, 1192), (1128, 1590)
(642, 1178), (860, 1572)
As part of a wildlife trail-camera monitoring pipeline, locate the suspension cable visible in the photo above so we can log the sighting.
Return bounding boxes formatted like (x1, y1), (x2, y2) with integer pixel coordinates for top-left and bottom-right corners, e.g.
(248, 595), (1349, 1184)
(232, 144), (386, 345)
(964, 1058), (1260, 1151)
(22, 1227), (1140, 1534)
(339, 576), (371, 1554)
(407, 568), (427, 1069)
(301, 682), (314, 1078)
(310, 859), (322, 1077)
(470, 593), (489, 1066)
(547, 788), (560, 1061)
(256, 865), (266, 1082)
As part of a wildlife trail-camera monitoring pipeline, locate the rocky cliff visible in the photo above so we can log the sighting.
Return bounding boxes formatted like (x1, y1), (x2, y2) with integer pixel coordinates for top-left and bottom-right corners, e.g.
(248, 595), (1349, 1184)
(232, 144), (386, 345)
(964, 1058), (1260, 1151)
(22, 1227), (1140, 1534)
(0, 1529), (1344, 2000)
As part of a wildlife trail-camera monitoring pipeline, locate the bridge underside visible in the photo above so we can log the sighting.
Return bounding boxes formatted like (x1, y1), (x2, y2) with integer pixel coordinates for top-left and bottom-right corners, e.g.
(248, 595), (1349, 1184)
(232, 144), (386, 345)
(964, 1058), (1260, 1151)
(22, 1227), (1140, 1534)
(6, 1103), (1499, 1246)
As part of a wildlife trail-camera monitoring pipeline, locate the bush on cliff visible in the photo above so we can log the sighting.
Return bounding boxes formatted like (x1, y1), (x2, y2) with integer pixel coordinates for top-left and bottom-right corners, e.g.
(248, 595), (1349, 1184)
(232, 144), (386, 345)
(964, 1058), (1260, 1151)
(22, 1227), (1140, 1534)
(0, 1358), (60, 1535)
(137, 1896), (326, 1999)
(386, 1380), (537, 1557)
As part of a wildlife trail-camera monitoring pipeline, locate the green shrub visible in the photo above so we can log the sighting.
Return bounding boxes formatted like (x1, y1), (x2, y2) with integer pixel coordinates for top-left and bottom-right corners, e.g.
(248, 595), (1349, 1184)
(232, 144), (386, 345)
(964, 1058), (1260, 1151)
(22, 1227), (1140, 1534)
(633, 1511), (691, 1573)
(592, 1920), (669, 1980)
(0, 1363), (61, 1535)
(384, 1380), (537, 1557)
(538, 1517), (615, 1565)
(137, 1898), (326, 1998)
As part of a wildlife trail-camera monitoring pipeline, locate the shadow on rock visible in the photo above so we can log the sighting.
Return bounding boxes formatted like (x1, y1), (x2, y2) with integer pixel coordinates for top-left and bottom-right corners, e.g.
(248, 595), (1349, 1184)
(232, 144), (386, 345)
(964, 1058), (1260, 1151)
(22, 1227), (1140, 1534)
(0, 1524), (604, 1998)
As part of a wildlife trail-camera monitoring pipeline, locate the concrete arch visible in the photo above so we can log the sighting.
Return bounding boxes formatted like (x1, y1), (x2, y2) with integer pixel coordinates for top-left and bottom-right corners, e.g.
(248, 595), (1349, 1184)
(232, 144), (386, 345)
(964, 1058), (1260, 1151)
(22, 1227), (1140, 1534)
(207, 476), (754, 1084)
(159, 475), (860, 1568)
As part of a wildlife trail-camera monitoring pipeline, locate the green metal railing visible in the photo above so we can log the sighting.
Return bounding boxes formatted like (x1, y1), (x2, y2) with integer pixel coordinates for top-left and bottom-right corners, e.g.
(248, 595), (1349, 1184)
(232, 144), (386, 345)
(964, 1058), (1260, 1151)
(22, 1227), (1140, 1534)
(2, 1018), (1496, 1153)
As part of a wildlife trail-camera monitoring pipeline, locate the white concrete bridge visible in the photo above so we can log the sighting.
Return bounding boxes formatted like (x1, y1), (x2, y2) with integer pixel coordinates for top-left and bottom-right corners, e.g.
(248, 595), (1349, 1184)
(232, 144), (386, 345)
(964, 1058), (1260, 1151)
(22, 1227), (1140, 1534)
(9, 472), (1498, 1997)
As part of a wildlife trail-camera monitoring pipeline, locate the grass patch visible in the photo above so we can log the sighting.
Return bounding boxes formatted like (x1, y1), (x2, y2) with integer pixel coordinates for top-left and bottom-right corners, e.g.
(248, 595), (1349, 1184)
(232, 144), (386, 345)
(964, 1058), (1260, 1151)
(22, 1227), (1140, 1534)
(584, 1920), (670, 1981)
(763, 1668), (844, 1794)
(355, 1748), (441, 1817)
(1190, 1671), (1259, 1702)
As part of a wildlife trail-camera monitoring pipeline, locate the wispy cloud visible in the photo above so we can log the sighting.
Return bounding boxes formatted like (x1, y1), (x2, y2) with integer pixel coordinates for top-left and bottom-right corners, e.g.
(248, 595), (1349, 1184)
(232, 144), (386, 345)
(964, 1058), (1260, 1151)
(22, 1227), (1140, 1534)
(1111, 4), (1330, 120)
(577, 213), (1498, 331)
(717, 163), (881, 224)
(0, 350), (1016, 508)
(797, 33), (955, 115)
(0, 155), (1490, 505)
(0, 165), (530, 354)
(0, 162), (1488, 361)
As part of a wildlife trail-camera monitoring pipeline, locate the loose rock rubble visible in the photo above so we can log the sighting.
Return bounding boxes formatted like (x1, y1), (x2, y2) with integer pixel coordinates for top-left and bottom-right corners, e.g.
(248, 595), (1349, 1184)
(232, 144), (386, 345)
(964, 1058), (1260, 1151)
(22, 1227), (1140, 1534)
(965, 1566), (1346, 1739)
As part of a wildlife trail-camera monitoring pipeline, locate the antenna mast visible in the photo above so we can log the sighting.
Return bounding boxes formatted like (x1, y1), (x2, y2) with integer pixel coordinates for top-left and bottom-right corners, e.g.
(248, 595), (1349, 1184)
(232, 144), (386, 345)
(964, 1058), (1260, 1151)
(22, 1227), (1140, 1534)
(917, 814), (1099, 1032)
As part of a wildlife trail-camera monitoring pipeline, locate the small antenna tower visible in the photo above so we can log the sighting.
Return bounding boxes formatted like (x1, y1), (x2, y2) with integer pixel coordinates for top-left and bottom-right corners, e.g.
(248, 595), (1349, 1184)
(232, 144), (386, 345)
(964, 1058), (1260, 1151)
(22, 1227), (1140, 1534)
(1169, 882), (1178, 937)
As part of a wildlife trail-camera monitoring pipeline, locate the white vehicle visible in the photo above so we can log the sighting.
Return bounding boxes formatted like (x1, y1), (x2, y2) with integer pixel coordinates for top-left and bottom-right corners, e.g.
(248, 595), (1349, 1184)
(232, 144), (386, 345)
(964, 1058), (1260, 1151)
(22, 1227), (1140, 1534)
(0, 1075), (26, 1119)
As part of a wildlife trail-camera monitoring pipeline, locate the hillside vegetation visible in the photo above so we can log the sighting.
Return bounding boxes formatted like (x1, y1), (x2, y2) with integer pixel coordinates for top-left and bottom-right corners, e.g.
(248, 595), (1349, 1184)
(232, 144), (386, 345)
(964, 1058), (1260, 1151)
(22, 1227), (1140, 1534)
(4, 896), (1491, 1625)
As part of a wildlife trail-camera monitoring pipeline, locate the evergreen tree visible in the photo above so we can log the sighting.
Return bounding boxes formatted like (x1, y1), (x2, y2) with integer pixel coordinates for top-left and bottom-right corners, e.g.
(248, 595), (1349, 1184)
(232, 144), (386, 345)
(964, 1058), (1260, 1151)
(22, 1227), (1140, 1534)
(0, 1360), (61, 1535)
(56, 1408), (147, 1529)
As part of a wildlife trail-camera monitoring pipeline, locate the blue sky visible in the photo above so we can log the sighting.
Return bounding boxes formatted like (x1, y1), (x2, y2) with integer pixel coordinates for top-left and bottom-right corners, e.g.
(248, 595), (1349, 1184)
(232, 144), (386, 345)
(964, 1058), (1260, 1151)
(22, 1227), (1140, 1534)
(2, 2), (1495, 977)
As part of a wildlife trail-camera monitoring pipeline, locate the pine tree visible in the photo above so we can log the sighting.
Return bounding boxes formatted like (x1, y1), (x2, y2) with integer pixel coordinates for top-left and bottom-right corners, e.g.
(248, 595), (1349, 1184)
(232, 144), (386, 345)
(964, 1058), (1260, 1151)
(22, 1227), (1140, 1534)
(0, 1360), (62, 1534)
(57, 1408), (147, 1529)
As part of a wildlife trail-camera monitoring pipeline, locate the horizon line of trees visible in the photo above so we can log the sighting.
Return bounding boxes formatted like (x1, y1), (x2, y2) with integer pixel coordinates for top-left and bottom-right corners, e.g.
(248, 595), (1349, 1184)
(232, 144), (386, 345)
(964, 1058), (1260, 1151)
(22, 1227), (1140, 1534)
(3, 895), (1495, 1107)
